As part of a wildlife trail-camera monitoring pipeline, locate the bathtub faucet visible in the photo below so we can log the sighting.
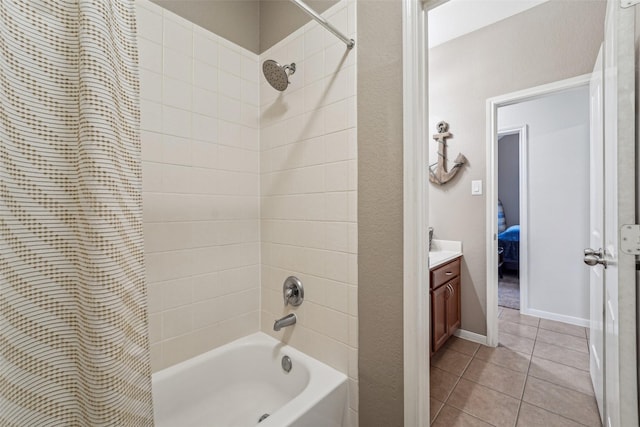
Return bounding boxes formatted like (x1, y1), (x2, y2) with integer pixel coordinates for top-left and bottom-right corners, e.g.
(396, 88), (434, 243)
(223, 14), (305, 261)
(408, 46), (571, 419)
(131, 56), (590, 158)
(273, 313), (296, 331)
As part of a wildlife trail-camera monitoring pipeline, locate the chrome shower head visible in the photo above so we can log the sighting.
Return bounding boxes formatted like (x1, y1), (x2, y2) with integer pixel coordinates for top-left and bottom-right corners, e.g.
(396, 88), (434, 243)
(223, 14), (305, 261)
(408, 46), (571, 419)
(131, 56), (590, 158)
(262, 60), (296, 91)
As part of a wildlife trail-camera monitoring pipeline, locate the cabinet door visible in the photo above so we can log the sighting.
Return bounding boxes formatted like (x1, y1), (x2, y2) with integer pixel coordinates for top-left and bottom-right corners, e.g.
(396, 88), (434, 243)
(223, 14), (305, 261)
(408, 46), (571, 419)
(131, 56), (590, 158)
(446, 278), (461, 335)
(431, 285), (449, 353)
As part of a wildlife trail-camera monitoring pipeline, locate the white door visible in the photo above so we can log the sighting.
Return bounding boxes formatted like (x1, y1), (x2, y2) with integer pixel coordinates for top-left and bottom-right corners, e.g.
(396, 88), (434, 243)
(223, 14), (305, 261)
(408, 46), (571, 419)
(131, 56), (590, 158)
(588, 45), (605, 425)
(585, 1), (638, 426)
(603, 1), (637, 426)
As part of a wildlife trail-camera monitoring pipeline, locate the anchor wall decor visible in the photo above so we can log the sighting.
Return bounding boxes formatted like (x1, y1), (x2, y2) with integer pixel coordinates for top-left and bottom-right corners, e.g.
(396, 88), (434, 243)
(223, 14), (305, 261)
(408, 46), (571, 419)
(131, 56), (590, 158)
(429, 121), (467, 185)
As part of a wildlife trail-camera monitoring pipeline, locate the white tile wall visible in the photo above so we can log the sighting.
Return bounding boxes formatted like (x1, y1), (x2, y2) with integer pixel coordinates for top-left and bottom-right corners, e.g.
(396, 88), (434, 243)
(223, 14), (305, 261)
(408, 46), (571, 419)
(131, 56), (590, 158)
(137, 0), (357, 423)
(259, 1), (358, 424)
(136, 0), (261, 372)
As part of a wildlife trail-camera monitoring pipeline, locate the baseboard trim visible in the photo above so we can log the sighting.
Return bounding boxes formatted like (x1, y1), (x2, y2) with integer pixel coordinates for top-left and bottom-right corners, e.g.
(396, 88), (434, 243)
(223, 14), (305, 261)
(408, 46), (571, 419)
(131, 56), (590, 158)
(523, 308), (589, 328)
(453, 329), (489, 346)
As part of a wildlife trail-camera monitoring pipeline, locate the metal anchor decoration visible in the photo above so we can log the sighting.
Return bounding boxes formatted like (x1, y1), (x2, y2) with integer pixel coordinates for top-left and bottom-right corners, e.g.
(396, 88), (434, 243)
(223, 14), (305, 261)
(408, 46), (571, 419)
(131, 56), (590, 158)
(429, 121), (467, 185)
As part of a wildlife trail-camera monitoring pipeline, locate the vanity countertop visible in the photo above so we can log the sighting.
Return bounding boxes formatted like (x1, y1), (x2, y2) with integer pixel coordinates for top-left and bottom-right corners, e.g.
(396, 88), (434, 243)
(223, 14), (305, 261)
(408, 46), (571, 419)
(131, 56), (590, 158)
(429, 239), (462, 269)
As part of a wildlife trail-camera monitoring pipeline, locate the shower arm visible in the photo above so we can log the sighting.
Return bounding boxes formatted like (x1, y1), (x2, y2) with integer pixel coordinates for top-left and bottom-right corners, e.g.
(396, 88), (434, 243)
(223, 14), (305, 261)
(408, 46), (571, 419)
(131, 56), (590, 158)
(290, 0), (355, 49)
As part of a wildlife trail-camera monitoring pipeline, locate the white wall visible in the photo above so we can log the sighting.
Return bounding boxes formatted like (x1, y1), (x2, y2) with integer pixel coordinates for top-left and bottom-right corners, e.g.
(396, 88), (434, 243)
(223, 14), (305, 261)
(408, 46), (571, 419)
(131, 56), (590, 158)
(498, 85), (590, 323)
(136, 0), (261, 371)
(259, 2), (358, 425)
(498, 133), (520, 228)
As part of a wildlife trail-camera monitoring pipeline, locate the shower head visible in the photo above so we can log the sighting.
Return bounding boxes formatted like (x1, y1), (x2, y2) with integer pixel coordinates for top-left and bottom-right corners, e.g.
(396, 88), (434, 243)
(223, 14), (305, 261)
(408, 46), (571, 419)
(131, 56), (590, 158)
(262, 60), (296, 91)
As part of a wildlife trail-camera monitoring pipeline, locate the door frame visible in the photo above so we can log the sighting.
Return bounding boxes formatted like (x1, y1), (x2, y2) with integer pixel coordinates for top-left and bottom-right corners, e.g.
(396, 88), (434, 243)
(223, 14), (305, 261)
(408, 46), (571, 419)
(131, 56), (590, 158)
(485, 74), (591, 347)
(402, 0), (429, 425)
(496, 125), (529, 313)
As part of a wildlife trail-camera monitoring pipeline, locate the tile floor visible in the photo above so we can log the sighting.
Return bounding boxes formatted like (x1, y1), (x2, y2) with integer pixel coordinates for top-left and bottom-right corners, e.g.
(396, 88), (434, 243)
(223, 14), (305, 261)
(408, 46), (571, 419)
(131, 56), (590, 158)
(430, 308), (602, 427)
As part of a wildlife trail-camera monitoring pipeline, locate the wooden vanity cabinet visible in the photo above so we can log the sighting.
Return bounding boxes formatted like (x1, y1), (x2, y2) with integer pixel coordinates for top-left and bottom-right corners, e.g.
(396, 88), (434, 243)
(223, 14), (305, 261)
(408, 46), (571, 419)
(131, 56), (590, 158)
(431, 282), (450, 352)
(430, 257), (461, 354)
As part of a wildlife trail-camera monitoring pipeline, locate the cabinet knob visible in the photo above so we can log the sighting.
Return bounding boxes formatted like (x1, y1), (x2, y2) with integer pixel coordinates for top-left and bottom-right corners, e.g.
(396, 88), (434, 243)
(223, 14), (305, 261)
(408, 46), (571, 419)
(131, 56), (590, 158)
(445, 271), (453, 276)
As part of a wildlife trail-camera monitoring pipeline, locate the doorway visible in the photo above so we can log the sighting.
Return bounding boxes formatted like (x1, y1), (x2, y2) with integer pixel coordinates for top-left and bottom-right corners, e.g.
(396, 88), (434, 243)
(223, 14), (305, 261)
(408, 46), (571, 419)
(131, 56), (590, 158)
(404, 0), (638, 426)
(497, 127), (526, 311)
(486, 75), (592, 346)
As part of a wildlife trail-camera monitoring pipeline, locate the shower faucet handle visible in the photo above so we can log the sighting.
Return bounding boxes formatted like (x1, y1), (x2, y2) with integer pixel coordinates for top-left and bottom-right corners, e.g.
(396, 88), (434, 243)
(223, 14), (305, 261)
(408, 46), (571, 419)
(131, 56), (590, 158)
(283, 276), (304, 306)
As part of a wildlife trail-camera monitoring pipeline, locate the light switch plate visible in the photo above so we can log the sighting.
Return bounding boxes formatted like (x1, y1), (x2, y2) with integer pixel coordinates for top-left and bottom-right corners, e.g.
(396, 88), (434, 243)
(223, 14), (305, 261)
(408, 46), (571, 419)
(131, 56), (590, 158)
(471, 180), (482, 196)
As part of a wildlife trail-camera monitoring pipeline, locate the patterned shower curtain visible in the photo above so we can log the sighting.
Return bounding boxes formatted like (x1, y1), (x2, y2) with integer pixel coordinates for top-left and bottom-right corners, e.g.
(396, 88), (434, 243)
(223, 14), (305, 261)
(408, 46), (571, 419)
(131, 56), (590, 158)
(0, 1), (154, 425)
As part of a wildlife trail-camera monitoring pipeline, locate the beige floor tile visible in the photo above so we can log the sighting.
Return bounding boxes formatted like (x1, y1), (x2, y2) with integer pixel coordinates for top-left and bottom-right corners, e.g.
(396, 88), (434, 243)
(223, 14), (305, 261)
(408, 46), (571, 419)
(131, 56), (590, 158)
(501, 307), (517, 316)
(475, 345), (531, 373)
(522, 377), (601, 427)
(498, 331), (535, 354)
(430, 366), (459, 402)
(532, 341), (589, 371)
(431, 347), (472, 376)
(432, 405), (493, 427)
(528, 357), (595, 396)
(536, 328), (588, 353)
(463, 358), (527, 398)
(499, 319), (538, 340)
(444, 336), (481, 356)
(516, 402), (584, 427)
(430, 398), (444, 424)
(500, 309), (540, 327)
(538, 318), (586, 338)
(430, 320), (600, 427)
(448, 378), (520, 427)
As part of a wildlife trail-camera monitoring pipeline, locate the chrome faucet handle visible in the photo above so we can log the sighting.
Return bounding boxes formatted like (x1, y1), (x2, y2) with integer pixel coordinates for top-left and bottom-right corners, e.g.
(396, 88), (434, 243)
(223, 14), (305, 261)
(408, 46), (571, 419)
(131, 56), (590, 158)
(283, 276), (304, 306)
(284, 287), (295, 305)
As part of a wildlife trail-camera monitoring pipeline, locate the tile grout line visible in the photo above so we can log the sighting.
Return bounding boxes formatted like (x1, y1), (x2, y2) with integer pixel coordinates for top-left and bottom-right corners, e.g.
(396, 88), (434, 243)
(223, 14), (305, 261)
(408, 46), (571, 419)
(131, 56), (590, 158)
(524, 317), (597, 426)
(520, 374), (599, 426)
(433, 312), (595, 426)
(513, 317), (537, 426)
(520, 401), (593, 427)
(432, 345), (487, 425)
(531, 352), (590, 372)
(442, 344), (511, 426)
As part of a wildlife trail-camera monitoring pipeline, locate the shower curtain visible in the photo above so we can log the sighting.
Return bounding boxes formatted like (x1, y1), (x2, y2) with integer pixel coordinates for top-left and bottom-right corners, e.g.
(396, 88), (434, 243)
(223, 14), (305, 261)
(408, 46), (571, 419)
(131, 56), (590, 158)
(0, 1), (154, 425)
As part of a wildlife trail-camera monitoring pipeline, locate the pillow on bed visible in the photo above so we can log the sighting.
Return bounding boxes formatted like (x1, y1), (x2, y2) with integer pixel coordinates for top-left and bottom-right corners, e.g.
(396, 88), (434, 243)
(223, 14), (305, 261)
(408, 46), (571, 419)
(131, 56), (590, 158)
(498, 200), (507, 233)
(498, 225), (520, 242)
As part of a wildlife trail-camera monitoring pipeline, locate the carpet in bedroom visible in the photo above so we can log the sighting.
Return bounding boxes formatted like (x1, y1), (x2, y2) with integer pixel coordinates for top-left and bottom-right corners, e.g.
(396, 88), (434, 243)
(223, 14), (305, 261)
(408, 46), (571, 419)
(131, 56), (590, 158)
(498, 272), (520, 310)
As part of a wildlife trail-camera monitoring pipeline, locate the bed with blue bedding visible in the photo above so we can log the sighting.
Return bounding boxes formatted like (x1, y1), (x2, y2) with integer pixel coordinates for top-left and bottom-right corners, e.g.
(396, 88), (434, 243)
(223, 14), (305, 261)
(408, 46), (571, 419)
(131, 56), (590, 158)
(498, 225), (520, 271)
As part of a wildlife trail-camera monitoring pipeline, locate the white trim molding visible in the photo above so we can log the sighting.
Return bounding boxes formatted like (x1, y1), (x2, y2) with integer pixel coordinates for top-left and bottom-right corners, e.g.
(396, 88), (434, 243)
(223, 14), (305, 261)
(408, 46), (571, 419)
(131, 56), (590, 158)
(525, 308), (590, 328)
(485, 73), (591, 348)
(402, 0), (429, 426)
(453, 329), (488, 345)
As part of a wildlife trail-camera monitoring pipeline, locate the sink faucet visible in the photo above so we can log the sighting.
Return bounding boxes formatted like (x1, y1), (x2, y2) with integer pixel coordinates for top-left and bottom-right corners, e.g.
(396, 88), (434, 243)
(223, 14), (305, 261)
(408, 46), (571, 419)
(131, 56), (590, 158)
(273, 313), (296, 331)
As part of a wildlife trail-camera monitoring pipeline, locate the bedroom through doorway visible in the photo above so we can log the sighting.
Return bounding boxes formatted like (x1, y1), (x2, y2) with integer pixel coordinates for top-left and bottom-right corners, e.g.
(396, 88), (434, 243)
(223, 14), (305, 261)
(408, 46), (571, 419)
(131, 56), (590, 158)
(497, 130), (522, 310)
(489, 79), (591, 327)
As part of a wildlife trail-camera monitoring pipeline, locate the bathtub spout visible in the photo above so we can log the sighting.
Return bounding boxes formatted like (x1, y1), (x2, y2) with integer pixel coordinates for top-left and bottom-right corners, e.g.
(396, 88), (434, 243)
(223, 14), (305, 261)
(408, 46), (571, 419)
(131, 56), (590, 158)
(273, 313), (296, 331)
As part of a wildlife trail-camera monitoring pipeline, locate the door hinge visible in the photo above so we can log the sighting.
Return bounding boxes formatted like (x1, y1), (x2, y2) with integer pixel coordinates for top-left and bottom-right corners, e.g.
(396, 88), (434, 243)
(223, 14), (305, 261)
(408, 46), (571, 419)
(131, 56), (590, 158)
(620, 224), (640, 255)
(621, 0), (640, 8)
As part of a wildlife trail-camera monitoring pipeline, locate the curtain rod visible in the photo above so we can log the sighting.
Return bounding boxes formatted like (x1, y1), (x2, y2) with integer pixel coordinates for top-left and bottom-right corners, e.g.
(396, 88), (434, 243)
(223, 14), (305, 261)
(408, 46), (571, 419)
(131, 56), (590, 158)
(290, 0), (355, 49)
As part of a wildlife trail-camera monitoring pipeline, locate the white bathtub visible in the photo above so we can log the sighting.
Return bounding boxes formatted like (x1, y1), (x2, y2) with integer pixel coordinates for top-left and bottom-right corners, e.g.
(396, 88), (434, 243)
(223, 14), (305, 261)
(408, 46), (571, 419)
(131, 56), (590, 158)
(152, 332), (348, 427)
